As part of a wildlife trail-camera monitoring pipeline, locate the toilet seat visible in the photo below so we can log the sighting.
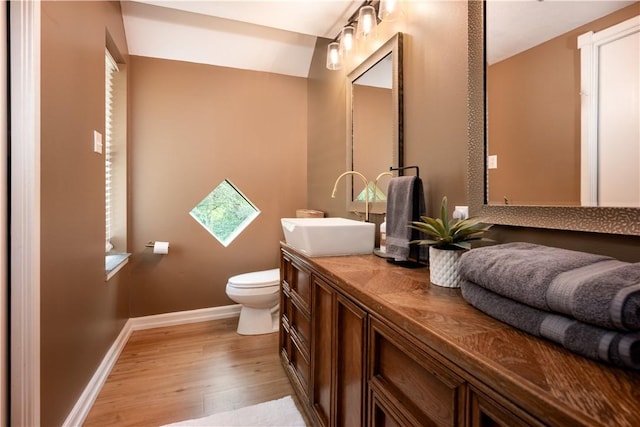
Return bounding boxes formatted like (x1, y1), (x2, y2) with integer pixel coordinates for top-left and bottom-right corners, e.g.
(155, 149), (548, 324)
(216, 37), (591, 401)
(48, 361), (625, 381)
(227, 268), (280, 289)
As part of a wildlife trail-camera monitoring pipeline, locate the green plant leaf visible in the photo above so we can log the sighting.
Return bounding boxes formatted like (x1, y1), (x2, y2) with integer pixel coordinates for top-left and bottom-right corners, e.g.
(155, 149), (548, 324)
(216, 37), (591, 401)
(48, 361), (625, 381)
(406, 195), (493, 249)
(421, 216), (448, 237)
(409, 238), (440, 246)
(409, 221), (441, 238)
(452, 241), (471, 250)
(440, 196), (450, 234)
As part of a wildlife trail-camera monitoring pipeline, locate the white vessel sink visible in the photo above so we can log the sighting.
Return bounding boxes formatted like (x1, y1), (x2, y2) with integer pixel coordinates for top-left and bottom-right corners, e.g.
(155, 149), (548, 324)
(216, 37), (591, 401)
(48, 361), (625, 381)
(281, 217), (375, 257)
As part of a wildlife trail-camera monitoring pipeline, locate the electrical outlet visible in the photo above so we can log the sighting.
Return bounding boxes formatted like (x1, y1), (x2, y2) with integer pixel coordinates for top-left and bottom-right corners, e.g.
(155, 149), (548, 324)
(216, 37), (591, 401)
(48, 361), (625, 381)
(453, 206), (469, 220)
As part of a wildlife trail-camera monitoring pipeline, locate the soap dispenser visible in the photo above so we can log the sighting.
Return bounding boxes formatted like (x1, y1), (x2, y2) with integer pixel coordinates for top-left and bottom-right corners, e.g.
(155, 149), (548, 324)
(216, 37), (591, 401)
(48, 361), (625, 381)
(379, 216), (387, 253)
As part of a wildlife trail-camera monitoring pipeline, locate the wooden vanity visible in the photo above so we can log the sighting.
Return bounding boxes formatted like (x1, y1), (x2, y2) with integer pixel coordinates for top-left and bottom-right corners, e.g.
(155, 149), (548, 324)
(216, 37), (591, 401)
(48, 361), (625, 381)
(279, 243), (640, 427)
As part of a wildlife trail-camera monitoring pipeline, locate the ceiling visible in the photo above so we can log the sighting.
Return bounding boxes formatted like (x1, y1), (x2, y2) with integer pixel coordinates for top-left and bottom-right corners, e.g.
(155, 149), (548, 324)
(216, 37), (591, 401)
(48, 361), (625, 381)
(120, 0), (360, 78)
(121, 1), (638, 76)
(487, 0), (636, 65)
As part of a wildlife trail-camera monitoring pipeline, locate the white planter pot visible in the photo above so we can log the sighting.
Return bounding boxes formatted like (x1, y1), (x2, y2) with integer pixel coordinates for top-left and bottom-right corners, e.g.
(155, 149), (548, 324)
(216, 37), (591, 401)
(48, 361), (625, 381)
(429, 247), (467, 288)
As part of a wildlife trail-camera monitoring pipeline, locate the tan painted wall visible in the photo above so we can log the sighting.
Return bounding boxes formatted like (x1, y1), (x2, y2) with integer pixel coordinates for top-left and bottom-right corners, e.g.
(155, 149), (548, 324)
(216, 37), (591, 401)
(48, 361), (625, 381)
(35, 3), (640, 426)
(40, 2), (129, 425)
(353, 85), (392, 196)
(488, 43), (579, 205)
(126, 56), (307, 316)
(308, 1), (470, 223)
(487, 4), (639, 206)
(307, 1), (640, 261)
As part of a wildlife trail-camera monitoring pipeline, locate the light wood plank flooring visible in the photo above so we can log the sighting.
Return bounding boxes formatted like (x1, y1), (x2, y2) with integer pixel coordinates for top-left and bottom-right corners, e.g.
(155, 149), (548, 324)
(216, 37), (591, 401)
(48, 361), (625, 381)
(83, 317), (305, 427)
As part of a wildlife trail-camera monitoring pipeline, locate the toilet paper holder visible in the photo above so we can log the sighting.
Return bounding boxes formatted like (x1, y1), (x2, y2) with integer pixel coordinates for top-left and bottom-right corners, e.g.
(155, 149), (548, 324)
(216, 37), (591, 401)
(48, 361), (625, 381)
(145, 241), (170, 254)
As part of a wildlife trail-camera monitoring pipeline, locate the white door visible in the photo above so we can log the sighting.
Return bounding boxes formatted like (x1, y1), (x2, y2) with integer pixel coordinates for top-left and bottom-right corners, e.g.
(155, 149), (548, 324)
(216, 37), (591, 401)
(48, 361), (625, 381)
(598, 28), (640, 206)
(579, 16), (640, 207)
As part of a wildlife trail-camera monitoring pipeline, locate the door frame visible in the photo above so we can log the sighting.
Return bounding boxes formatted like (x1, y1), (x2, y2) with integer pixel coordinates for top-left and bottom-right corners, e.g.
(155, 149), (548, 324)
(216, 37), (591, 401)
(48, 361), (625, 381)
(1, 2), (7, 425)
(9, 0), (41, 425)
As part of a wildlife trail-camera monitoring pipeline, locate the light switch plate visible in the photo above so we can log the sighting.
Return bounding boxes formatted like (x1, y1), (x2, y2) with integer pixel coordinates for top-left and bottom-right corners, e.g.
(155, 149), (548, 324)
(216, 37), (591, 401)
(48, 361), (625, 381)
(487, 154), (498, 169)
(94, 130), (103, 154)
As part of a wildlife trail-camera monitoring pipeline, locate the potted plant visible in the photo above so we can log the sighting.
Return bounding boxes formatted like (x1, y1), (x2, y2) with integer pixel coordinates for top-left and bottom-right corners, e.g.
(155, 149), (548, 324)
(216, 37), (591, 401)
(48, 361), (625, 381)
(409, 196), (492, 288)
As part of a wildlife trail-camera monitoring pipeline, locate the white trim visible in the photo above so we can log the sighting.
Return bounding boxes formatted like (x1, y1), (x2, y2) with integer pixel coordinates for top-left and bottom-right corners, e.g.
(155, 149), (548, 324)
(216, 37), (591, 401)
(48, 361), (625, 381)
(105, 256), (130, 281)
(578, 30), (598, 206)
(131, 304), (242, 331)
(62, 319), (134, 427)
(62, 305), (241, 426)
(0, 2), (7, 425)
(10, 1), (41, 426)
(579, 15), (640, 206)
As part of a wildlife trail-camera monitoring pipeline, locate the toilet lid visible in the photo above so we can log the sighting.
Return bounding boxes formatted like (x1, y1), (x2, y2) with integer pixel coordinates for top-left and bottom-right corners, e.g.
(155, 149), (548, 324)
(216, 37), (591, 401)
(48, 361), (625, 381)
(227, 268), (280, 288)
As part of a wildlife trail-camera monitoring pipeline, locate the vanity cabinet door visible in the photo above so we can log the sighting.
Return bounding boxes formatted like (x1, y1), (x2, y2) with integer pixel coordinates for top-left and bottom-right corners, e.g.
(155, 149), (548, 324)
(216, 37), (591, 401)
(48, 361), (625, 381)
(312, 274), (367, 427)
(468, 387), (544, 427)
(336, 293), (367, 426)
(368, 317), (467, 427)
(312, 276), (333, 426)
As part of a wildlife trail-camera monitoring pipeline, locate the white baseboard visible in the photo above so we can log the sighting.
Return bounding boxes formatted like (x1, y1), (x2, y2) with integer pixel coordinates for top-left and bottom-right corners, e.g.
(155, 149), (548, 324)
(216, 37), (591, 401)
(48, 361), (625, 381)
(62, 318), (134, 427)
(62, 305), (241, 427)
(131, 304), (241, 331)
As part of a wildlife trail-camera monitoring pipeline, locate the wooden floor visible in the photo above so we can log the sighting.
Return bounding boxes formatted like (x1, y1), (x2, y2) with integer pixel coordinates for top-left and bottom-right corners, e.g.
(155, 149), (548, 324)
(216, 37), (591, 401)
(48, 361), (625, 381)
(83, 317), (305, 427)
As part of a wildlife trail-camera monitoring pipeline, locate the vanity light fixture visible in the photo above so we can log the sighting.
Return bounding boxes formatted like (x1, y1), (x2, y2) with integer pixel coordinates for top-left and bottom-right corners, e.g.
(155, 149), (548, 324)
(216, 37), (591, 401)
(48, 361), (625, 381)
(326, 0), (393, 71)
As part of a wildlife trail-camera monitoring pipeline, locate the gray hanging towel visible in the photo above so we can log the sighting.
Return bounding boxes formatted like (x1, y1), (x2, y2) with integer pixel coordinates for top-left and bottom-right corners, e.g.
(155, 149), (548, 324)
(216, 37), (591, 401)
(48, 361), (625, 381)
(385, 176), (426, 261)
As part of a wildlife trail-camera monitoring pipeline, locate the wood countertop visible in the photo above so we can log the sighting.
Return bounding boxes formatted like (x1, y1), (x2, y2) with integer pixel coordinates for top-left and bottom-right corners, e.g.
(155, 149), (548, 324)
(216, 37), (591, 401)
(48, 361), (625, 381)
(281, 243), (640, 427)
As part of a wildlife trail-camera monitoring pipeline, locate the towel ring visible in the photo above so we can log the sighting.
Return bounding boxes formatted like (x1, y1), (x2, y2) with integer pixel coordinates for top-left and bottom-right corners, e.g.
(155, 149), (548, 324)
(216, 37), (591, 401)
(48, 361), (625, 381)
(390, 165), (420, 177)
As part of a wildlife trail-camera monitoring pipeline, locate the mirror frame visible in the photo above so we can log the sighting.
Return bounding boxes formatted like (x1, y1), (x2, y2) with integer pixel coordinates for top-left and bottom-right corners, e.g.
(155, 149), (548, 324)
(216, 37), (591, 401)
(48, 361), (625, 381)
(346, 32), (403, 215)
(468, 1), (640, 236)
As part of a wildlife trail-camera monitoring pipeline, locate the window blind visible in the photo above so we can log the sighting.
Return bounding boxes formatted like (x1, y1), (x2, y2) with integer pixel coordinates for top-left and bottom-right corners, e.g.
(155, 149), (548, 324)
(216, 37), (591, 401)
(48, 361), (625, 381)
(105, 50), (119, 250)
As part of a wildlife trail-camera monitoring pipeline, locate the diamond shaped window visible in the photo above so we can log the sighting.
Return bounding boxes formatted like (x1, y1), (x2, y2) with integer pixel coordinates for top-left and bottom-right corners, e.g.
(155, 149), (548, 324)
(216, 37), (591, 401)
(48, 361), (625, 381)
(190, 179), (260, 247)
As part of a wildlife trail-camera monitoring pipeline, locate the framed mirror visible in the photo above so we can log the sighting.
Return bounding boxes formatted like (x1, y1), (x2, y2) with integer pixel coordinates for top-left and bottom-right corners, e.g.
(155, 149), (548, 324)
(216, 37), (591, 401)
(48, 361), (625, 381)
(346, 32), (403, 215)
(468, 1), (640, 236)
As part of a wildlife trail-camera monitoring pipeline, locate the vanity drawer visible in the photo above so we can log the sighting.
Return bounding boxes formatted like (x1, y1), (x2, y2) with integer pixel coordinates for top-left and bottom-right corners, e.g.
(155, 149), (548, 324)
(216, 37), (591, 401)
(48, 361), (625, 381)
(469, 386), (544, 427)
(282, 253), (311, 310)
(293, 267), (311, 308)
(291, 304), (311, 350)
(280, 320), (291, 360)
(369, 389), (408, 427)
(290, 334), (310, 394)
(282, 326), (310, 404)
(368, 317), (466, 427)
(281, 286), (292, 325)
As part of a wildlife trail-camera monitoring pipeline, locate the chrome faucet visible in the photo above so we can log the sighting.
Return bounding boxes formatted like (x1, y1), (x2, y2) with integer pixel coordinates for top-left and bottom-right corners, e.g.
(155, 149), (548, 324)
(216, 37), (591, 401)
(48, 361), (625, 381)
(331, 171), (370, 221)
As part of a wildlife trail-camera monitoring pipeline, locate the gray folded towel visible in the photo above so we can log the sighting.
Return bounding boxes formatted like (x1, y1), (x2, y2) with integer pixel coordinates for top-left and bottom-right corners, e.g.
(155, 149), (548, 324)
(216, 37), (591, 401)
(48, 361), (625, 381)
(461, 280), (640, 371)
(458, 242), (640, 331)
(548, 261), (640, 331)
(385, 176), (426, 261)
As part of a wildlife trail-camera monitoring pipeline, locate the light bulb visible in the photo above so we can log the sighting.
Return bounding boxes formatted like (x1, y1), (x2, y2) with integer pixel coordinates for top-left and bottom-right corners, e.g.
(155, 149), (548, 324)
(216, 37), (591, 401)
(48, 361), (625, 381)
(339, 25), (355, 56)
(356, 5), (377, 40)
(326, 41), (343, 70)
(379, 0), (401, 22)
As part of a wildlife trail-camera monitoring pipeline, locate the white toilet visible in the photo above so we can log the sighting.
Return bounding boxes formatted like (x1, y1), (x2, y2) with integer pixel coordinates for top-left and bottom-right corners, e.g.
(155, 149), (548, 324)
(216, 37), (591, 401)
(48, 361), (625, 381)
(225, 268), (280, 335)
